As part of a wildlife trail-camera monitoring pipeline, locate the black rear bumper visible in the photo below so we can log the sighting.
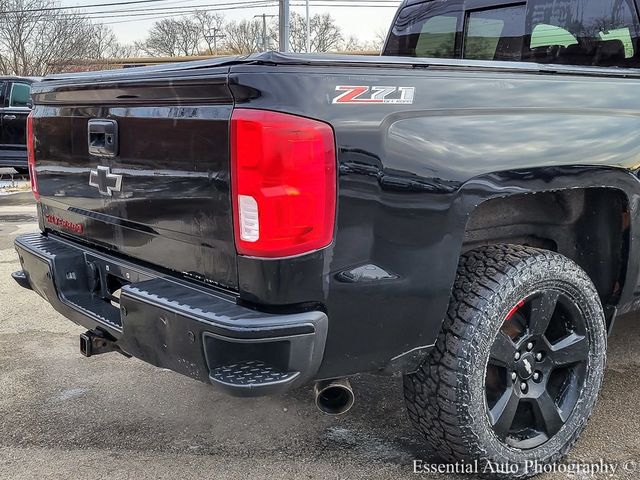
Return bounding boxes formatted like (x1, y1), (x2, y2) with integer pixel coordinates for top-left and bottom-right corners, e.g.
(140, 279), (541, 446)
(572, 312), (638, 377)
(0, 150), (27, 169)
(13, 233), (328, 396)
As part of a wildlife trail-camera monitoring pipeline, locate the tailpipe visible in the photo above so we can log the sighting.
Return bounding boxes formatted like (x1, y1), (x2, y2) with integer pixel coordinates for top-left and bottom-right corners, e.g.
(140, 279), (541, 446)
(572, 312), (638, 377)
(313, 378), (354, 415)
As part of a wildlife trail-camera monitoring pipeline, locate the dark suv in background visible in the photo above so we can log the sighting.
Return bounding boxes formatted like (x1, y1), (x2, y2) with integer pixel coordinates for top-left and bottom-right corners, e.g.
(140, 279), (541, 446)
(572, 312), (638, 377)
(0, 77), (37, 173)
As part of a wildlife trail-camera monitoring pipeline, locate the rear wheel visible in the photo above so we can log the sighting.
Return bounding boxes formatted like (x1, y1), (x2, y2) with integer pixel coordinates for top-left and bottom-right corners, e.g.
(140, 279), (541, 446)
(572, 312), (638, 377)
(404, 245), (606, 476)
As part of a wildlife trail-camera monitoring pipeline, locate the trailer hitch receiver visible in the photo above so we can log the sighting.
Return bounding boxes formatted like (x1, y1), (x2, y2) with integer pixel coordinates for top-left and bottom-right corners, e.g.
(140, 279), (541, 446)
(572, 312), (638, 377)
(80, 330), (129, 358)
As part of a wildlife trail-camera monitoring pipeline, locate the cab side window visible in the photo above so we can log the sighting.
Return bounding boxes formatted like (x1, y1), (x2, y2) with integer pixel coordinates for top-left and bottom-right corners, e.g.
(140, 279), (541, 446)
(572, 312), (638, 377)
(385, 0), (464, 57)
(9, 83), (32, 108)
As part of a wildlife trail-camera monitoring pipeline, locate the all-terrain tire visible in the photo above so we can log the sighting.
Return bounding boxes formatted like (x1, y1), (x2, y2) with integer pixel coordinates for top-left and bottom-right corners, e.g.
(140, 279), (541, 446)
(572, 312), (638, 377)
(404, 244), (607, 477)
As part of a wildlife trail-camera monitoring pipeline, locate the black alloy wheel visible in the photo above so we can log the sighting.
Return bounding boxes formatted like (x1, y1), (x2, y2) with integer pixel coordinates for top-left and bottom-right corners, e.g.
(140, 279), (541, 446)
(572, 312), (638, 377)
(486, 291), (589, 449)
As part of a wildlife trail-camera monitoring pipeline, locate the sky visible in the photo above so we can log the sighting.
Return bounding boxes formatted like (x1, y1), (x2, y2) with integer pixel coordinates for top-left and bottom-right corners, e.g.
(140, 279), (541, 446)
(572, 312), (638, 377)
(59, 0), (400, 46)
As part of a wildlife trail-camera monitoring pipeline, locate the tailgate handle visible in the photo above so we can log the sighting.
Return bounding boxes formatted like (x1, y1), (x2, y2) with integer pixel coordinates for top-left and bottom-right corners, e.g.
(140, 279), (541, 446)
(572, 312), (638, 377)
(88, 119), (118, 157)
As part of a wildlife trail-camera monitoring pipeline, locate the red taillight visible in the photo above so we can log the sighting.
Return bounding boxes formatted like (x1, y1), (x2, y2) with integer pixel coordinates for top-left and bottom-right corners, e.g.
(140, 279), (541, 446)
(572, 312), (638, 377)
(231, 109), (336, 258)
(26, 112), (39, 201)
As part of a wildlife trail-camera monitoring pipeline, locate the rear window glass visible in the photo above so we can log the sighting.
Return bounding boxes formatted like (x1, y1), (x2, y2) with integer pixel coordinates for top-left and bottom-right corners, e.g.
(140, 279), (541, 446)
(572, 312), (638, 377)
(530, 24), (578, 49)
(525, 0), (640, 66)
(464, 5), (526, 61)
(415, 15), (459, 57)
(383, 0), (640, 68)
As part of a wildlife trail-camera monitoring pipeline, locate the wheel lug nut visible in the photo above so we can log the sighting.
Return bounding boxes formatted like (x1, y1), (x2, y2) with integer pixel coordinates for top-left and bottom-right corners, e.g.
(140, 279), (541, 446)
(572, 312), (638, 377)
(526, 342), (534, 351)
(511, 372), (517, 381)
(514, 352), (521, 361)
(536, 352), (543, 361)
(533, 372), (541, 382)
(520, 382), (528, 392)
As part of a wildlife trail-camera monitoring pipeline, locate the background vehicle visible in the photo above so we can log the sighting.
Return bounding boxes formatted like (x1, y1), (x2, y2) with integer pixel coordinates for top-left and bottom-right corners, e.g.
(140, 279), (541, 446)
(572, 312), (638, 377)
(0, 77), (36, 174)
(11, 0), (640, 475)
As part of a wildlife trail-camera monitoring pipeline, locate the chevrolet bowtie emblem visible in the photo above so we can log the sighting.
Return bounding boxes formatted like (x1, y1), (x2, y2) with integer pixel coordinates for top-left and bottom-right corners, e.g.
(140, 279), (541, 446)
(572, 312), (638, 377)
(89, 165), (122, 196)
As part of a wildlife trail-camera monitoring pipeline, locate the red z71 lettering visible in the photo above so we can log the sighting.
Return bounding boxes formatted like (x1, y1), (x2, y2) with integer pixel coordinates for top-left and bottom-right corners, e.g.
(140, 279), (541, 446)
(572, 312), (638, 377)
(332, 85), (415, 105)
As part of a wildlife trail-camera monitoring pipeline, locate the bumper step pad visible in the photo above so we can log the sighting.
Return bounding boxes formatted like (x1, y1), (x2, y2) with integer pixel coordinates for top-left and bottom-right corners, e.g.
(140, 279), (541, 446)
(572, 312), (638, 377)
(210, 360), (299, 387)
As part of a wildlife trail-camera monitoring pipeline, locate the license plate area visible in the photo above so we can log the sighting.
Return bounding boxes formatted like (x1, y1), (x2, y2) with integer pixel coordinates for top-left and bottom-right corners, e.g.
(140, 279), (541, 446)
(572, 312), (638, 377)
(53, 251), (157, 330)
(105, 274), (128, 308)
(84, 254), (151, 308)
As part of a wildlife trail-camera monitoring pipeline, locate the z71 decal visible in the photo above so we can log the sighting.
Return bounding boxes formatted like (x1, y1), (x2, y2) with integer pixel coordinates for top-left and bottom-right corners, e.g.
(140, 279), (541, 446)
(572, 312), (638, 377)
(332, 86), (415, 105)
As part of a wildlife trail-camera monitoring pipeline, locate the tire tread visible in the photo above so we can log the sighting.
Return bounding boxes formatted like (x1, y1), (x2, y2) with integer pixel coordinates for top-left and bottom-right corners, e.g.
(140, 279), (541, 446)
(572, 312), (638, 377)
(404, 244), (605, 473)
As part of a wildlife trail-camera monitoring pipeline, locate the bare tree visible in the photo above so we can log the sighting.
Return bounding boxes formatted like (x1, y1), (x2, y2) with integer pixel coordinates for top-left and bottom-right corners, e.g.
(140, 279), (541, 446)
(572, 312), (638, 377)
(374, 27), (388, 50)
(287, 13), (343, 53)
(342, 35), (383, 53)
(138, 17), (202, 57)
(0, 0), (98, 75)
(225, 19), (263, 54)
(89, 24), (136, 60)
(311, 13), (343, 52)
(194, 10), (225, 54)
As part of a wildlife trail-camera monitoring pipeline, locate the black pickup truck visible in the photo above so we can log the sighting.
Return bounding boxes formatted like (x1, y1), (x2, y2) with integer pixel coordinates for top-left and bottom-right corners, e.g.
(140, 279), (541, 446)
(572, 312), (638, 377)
(12, 0), (640, 474)
(0, 77), (36, 172)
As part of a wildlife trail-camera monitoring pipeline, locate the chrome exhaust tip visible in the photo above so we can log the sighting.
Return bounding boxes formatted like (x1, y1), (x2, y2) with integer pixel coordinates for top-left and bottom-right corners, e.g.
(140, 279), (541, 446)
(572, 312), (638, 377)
(313, 378), (354, 415)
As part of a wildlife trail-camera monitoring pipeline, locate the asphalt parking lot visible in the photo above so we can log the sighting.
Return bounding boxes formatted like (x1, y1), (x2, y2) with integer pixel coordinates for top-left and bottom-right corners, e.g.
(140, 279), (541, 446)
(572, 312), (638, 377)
(1, 192), (640, 479)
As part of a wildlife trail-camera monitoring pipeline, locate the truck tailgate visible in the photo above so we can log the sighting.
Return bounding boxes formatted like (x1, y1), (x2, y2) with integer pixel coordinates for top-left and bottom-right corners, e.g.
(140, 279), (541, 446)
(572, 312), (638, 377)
(30, 68), (237, 289)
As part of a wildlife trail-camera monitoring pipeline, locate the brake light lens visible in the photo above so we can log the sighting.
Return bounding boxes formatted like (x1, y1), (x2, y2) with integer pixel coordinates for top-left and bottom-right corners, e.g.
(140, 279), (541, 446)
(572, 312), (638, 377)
(231, 109), (336, 258)
(26, 112), (39, 202)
